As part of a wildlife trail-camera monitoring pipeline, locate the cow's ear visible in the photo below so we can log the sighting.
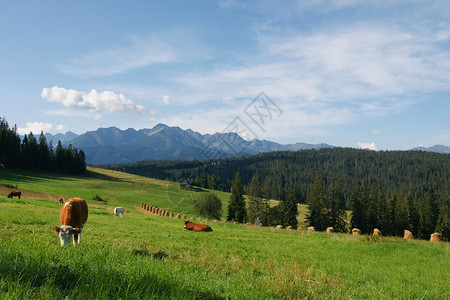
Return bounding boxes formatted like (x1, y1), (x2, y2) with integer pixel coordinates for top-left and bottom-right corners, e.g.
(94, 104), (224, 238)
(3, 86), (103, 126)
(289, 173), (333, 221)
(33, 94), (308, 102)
(52, 226), (60, 233)
(73, 228), (81, 234)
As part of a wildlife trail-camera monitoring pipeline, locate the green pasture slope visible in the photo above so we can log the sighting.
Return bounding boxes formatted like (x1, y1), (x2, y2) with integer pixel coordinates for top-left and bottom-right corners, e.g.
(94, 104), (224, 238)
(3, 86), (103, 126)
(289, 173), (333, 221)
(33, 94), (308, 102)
(0, 167), (448, 299)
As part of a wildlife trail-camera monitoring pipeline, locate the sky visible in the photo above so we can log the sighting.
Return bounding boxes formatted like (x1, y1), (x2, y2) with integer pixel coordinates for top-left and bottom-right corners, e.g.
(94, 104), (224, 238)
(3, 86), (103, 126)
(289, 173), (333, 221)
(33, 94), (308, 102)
(1, 0), (449, 151)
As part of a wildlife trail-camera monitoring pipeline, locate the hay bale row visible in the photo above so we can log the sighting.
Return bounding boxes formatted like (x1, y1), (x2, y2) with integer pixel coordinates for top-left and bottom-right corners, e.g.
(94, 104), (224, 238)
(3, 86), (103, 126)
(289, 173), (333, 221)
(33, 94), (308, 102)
(140, 202), (179, 220)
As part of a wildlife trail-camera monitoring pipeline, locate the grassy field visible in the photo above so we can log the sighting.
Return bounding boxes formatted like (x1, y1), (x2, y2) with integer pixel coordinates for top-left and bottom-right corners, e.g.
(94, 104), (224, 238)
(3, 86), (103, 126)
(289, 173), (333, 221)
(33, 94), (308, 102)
(0, 167), (448, 299)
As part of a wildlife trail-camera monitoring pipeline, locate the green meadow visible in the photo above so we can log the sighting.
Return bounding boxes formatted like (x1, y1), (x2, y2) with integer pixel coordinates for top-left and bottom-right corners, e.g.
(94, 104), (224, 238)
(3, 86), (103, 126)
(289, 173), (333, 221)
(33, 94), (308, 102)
(0, 167), (448, 299)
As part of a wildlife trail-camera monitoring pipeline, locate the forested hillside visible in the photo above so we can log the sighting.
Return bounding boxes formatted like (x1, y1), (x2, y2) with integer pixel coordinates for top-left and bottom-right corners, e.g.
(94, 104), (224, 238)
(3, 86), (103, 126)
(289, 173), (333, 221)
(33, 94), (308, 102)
(106, 148), (449, 203)
(0, 118), (86, 174)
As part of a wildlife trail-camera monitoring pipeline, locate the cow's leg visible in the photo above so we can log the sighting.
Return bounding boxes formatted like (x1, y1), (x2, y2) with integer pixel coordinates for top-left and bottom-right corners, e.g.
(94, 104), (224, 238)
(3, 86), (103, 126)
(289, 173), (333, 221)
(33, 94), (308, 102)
(121, 212), (124, 218)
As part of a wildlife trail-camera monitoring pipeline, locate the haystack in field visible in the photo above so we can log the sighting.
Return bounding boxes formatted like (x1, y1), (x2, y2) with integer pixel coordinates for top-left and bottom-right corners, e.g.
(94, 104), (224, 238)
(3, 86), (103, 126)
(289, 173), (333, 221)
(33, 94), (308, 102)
(404, 230), (414, 240)
(286, 225), (294, 230)
(373, 228), (381, 236)
(307, 226), (315, 232)
(275, 225), (283, 229)
(430, 232), (441, 242)
(352, 228), (361, 236)
(326, 227), (334, 233)
(297, 227), (303, 231)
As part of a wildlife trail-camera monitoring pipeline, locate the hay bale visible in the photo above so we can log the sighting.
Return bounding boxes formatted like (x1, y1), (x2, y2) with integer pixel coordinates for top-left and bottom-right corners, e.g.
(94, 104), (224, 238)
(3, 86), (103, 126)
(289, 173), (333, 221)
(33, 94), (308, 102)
(141, 202), (144, 208)
(176, 213), (181, 219)
(430, 232), (441, 242)
(245, 222), (251, 226)
(204, 219), (208, 222)
(147, 206), (151, 211)
(190, 217), (195, 221)
(404, 230), (414, 240)
(297, 227), (303, 231)
(307, 226), (315, 232)
(326, 227), (334, 233)
(197, 218), (202, 222)
(373, 228), (381, 236)
(275, 225), (283, 229)
(233, 221), (239, 224)
(143, 203), (147, 209)
(286, 225), (294, 230)
(352, 228), (361, 236)
(182, 215), (186, 220)
(213, 220), (218, 223)
(169, 213), (174, 218)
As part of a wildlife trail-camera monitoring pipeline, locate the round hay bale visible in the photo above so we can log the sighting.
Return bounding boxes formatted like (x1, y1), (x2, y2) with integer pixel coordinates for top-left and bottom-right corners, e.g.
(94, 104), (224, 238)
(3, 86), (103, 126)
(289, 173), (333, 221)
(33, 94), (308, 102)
(245, 222), (251, 226)
(213, 220), (218, 223)
(143, 203), (147, 209)
(352, 228), (361, 236)
(182, 215), (186, 220)
(326, 227), (334, 233)
(297, 227), (303, 231)
(275, 225), (283, 229)
(233, 221), (239, 224)
(176, 213), (181, 219)
(204, 219), (208, 222)
(404, 230), (414, 240)
(430, 232), (441, 242)
(190, 217), (195, 221)
(373, 228), (381, 236)
(141, 202), (144, 208)
(169, 213), (174, 218)
(147, 206), (151, 211)
(307, 226), (315, 232)
(197, 218), (202, 222)
(286, 225), (293, 230)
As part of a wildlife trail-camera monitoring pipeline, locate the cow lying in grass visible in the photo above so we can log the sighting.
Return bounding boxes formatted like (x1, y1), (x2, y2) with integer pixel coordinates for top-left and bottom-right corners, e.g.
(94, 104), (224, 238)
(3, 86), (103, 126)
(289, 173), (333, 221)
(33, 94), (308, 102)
(52, 196), (88, 248)
(7, 191), (21, 199)
(184, 221), (213, 232)
(114, 206), (124, 218)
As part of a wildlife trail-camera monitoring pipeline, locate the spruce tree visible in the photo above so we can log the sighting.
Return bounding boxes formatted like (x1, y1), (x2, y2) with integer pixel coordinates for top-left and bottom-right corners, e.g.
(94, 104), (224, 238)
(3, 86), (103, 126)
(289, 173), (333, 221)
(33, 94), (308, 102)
(247, 174), (269, 225)
(329, 181), (347, 232)
(227, 171), (247, 222)
(306, 176), (327, 230)
(350, 181), (366, 233)
(283, 187), (298, 228)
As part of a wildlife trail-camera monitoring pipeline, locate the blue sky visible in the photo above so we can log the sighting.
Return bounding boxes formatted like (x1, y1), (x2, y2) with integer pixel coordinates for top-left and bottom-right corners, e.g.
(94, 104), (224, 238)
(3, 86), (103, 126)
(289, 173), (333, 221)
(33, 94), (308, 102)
(1, 0), (449, 150)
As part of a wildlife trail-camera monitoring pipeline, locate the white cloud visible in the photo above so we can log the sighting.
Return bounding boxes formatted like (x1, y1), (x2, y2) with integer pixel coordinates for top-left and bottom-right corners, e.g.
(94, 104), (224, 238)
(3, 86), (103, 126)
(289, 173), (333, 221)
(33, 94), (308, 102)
(357, 142), (378, 151)
(17, 122), (66, 135)
(162, 95), (171, 105)
(56, 36), (178, 78)
(41, 86), (148, 114)
(372, 130), (381, 135)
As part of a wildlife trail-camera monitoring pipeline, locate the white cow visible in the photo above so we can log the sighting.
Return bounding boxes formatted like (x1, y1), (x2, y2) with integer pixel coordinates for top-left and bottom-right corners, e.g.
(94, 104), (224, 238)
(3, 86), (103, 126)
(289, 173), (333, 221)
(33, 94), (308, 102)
(114, 207), (125, 218)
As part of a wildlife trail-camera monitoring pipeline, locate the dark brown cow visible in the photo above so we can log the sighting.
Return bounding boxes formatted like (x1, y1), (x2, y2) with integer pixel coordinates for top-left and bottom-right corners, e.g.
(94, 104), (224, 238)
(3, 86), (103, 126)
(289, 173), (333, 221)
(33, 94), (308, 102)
(52, 196), (88, 248)
(7, 191), (21, 199)
(184, 221), (213, 232)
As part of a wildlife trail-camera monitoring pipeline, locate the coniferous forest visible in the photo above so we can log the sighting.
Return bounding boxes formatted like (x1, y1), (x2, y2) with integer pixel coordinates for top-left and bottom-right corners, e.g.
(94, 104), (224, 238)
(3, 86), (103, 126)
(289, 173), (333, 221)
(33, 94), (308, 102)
(0, 118), (86, 174)
(106, 147), (449, 240)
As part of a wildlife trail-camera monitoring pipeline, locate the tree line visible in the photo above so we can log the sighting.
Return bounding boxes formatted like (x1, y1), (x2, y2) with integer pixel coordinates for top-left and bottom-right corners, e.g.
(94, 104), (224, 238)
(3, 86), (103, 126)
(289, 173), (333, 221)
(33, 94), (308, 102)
(104, 148), (449, 204)
(0, 118), (86, 174)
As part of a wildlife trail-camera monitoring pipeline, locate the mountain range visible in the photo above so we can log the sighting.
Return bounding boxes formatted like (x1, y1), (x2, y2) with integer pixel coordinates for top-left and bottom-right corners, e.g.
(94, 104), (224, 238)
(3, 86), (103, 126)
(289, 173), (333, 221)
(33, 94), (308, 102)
(43, 124), (449, 165)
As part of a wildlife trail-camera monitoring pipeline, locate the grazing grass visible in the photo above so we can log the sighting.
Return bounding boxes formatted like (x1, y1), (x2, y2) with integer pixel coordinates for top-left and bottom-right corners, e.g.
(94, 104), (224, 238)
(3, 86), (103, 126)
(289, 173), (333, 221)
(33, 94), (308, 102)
(0, 167), (449, 299)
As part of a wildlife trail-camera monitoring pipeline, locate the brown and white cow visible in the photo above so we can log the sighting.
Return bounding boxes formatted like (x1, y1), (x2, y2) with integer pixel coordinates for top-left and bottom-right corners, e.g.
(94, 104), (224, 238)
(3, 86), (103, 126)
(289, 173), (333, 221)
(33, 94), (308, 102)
(58, 197), (64, 205)
(7, 191), (21, 199)
(184, 221), (213, 232)
(52, 196), (88, 248)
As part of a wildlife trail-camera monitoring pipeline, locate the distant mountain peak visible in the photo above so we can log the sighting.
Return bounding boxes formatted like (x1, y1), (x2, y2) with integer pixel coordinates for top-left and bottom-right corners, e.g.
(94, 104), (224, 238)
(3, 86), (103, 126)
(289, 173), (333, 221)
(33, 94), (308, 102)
(43, 123), (448, 165)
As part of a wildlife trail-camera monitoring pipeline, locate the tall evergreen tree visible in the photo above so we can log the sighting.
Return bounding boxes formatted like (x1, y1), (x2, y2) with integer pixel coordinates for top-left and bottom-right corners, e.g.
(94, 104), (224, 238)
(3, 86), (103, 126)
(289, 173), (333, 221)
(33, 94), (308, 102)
(419, 188), (439, 239)
(227, 171), (247, 222)
(247, 174), (270, 225)
(329, 181), (347, 232)
(306, 176), (327, 230)
(283, 186), (298, 228)
(350, 181), (366, 233)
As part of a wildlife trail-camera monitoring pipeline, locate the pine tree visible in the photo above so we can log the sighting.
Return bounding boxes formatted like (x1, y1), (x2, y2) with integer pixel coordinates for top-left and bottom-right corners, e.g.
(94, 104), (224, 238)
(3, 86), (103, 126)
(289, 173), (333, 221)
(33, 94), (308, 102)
(306, 176), (327, 230)
(247, 174), (269, 225)
(329, 181), (347, 232)
(283, 186), (298, 228)
(350, 181), (366, 233)
(419, 188), (439, 239)
(227, 171), (247, 222)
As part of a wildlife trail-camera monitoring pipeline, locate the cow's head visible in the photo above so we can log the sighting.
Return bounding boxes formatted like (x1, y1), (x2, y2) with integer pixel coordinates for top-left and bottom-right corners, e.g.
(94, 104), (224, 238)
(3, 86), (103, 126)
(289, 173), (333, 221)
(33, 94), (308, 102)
(52, 225), (81, 248)
(184, 221), (189, 228)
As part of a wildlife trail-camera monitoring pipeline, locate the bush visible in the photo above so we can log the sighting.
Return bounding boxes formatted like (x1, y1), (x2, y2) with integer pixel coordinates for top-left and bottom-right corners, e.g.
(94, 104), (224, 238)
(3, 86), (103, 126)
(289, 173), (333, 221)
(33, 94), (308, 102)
(194, 193), (222, 220)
